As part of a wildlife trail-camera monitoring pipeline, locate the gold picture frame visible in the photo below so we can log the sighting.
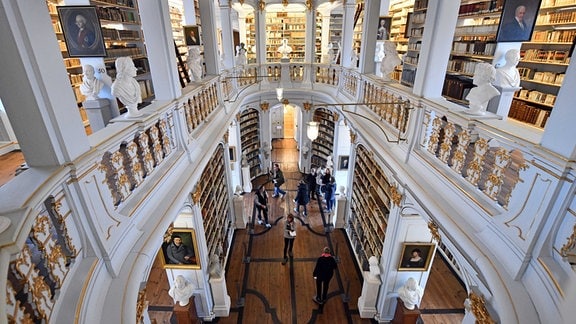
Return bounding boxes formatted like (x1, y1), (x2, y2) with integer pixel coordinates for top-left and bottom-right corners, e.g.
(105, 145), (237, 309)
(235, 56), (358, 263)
(398, 242), (435, 271)
(160, 228), (201, 269)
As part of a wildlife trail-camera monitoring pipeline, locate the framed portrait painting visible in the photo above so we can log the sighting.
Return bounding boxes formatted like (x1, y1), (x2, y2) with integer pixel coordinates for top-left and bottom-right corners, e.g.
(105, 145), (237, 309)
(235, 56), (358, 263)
(338, 155), (350, 170)
(398, 242), (435, 271)
(495, 0), (542, 42)
(160, 228), (201, 269)
(183, 25), (201, 46)
(57, 6), (107, 57)
(377, 16), (392, 41)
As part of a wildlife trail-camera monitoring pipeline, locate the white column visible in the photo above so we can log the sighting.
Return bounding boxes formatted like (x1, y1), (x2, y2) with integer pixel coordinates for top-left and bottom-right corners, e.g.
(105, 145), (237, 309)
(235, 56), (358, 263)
(198, 0), (219, 76)
(139, 1), (182, 101)
(358, 0), (380, 73)
(219, 1), (235, 70)
(305, 7), (316, 64)
(541, 58), (576, 158)
(0, 1), (90, 166)
(412, 0), (459, 97)
(340, 1), (356, 67)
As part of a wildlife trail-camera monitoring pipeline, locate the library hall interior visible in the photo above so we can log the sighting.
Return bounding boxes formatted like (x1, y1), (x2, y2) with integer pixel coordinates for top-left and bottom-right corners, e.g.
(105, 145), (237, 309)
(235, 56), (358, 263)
(2, 0), (576, 323)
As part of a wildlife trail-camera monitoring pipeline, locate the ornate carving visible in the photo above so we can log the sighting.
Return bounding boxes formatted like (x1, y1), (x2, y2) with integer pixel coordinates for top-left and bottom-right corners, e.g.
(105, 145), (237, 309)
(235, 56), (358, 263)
(466, 138), (489, 186)
(350, 130), (357, 144)
(428, 221), (441, 242)
(192, 185), (202, 205)
(136, 288), (147, 324)
(303, 102), (312, 111)
(260, 101), (269, 112)
(390, 185), (402, 207)
(306, 0), (312, 11)
(333, 112), (339, 122)
(259, 0), (265, 11)
(282, 98), (289, 106)
(560, 223), (576, 258)
(468, 292), (495, 324)
(223, 130), (229, 143)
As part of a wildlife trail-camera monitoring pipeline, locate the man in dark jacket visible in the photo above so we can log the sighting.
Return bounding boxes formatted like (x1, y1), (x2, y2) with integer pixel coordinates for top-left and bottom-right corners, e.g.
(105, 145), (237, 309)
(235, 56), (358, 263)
(293, 179), (310, 216)
(166, 235), (195, 264)
(306, 168), (317, 200)
(313, 247), (338, 304)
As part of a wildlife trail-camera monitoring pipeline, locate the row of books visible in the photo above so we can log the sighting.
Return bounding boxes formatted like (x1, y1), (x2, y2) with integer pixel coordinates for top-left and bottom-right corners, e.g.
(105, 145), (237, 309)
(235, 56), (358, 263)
(520, 49), (570, 64)
(414, 0), (429, 11)
(63, 58), (81, 68)
(517, 89), (557, 106)
(521, 70), (565, 85)
(94, 0), (136, 8)
(447, 59), (481, 75)
(509, 99), (551, 128)
(95, 6), (138, 23)
(536, 11), (576, 24)
(442, 76), (474, 101)
(101, 28), (140, 41)
(454, 24), (499, 37)
(458, 0), (503, 16)
(541, 0), (576, 7)
(531, 30), (576, 43)
(452, 41), (496, 56)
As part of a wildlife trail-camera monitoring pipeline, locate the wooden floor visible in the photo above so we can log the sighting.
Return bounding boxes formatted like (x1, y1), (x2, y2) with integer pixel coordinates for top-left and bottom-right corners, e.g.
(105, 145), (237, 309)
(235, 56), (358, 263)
(0, 143), (466, 323)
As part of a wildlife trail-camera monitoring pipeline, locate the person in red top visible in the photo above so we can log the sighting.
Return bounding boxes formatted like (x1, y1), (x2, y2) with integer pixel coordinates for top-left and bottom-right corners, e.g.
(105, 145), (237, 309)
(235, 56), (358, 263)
(312, 247), (338, 304)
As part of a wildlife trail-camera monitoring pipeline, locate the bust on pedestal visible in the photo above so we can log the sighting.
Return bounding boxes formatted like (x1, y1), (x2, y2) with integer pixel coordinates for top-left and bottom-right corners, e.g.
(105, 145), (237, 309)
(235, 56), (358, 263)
(465, 63), (500, 115)
(81, 64), (112, 131)
(381, 41), (402, 81)
(487, 49), (522, 118)
(111, 56), (143, 118)
(358, 256), (381, 318)
(278, 38), (292, 60)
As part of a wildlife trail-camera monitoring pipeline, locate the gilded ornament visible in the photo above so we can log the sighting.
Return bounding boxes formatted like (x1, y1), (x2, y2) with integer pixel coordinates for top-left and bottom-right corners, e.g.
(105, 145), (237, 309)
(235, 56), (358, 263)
(192, 185), (202, 204)
(428, 221), (441, 242)
(390, 185), (402, 207)
(259, 0), (265, 11)
(350, 131), (357, 144)
(560, 223), (576, 257)
(303, 102), (312, 111)
(260, 101), (270, 111)
(306, 0), (312, 11)
(469, 292), (495, 324)
(223, 131), (229, 143)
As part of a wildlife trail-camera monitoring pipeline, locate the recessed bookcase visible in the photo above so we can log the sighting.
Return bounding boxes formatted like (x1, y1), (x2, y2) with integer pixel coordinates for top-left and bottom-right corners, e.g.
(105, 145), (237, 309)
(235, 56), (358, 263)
(310, 108), (335, 170)
(239, 108), (262, 179)
(198, 145), (232, 259)
(265, 11), (306, 63)
(245, 12), (257, 64)
(401, 0), (428, 87)
(348, 145), (392, 270)
(442, 0), (503, 104)
(510, 0), (576, 128)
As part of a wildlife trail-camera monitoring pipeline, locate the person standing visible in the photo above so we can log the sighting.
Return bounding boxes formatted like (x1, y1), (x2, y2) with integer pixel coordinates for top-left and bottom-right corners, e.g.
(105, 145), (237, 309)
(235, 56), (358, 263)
(271, 163), (286, 198)
(306, 168), (317, 200)
(254, 185), (271, 228)
(323, 176), (337, 213)
(282, 214), (296, 265)
(293, 179), (310, 216)
(313, 247), (338, 304)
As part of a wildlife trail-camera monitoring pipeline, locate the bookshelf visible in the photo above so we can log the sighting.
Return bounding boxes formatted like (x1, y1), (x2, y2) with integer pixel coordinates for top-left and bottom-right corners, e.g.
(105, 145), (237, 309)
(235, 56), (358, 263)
(401, 0), (428, 87)
(265, 10), (306, 63)
(389, 0), (413, 81)
(442, 0), (503, 103)
(239, 108), (262, 179)
(352, 2), (364, 65)
(311, 108), (335, 170)
(511, 0), (576, 128)
(198, 145), (232, 259)
(245, 12), (257, 64)
(348, 145), (392, 270)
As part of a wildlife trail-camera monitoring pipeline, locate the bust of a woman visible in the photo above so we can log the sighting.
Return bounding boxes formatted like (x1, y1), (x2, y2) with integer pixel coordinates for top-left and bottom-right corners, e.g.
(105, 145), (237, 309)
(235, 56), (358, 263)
(80, 64), (103, 100)
(381, 41), (402, 81)
(111, 56), (142, 118)
(278, 39), (292, 59)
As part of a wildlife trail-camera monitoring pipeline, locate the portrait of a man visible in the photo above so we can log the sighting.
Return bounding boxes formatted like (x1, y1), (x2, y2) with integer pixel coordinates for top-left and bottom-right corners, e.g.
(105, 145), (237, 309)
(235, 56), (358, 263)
(496, 0), (542, 42)
(184, 25), (201, 46)
(161, 228), (201, 269)
(57, 6), (106, 57)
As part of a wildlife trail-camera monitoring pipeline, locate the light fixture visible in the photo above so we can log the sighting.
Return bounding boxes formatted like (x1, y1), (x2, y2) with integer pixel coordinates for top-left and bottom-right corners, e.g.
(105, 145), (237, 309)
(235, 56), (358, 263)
(276, 88), (284, 102)
(307, 121), (319, 141)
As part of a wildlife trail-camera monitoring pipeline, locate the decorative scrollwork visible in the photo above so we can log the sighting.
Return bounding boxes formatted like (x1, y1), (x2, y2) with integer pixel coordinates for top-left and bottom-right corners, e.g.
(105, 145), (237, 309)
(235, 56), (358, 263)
(468, 292), (495, 324)
(390, 185), (402, 207)
(428, 221), (441, 242)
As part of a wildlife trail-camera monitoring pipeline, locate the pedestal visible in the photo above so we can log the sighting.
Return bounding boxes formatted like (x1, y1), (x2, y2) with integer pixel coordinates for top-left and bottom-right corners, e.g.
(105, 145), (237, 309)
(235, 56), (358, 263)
(233, 195), (247, 229)
(209, 271), (231, 317)
(333, 195), (347, 229)
(173, 296), (198, 324)
(486, 85), (521, 119)
(357, 271), (381, 318)
(241, 166), (252, 193)
(391, 298), (421, 324)
(83, 98), (112, 132)
(280, 58), (291, 85)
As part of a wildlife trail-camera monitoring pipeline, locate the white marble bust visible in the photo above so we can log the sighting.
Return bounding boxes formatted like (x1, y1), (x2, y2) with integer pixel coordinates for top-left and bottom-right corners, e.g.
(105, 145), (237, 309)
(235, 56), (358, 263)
(494, 49), (521, 88)
(368, 256), (380, 281)
(397, 277), (423, 310)
(168, 275), (194, 306)
(111, 57), (142, 118)
(80, 64), (103, 100)
(466, 63), (500, 115)
(380, 41), (402, 81)
(278, 39), (292, 59)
